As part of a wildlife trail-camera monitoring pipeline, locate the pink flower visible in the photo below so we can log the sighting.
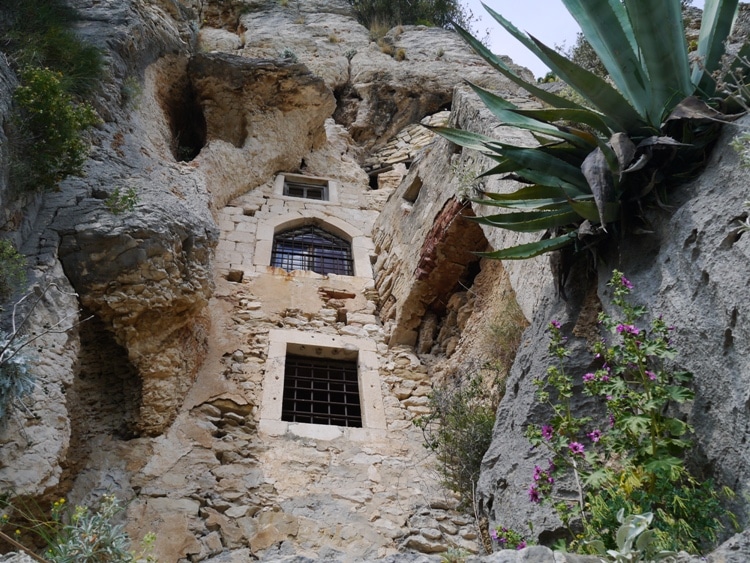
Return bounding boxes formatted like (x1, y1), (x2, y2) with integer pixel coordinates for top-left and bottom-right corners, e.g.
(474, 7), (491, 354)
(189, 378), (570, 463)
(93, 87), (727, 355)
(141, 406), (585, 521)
(620, 275), (634, 290)
(616, 323), (640, 336)
(583, 372), (595, 383)
(588, 429), (602, 443)
(541, 425), (554, 440)
(516, 541), (527, 550)
(568, 442), (585, 455)
(646, 370), (657, 381)
(550, 320), (561, 329)
(528, 485), (541, 503)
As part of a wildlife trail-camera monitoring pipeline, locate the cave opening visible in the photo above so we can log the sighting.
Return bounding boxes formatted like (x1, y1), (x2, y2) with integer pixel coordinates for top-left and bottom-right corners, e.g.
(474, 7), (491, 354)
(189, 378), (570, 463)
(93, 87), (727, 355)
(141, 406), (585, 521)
(66, 311), (142, 474)
(166, 80), (207, 162)
(156, 64), (207, 162)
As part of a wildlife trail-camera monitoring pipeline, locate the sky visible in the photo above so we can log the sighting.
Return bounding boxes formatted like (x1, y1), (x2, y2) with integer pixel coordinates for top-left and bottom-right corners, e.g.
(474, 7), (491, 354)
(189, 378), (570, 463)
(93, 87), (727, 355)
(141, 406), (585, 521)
(464, 1), (708, 78)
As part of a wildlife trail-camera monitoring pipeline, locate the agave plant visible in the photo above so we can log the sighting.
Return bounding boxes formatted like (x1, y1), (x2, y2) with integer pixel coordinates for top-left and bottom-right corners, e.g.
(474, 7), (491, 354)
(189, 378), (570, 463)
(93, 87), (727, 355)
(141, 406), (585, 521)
(433, 0), (747, 261)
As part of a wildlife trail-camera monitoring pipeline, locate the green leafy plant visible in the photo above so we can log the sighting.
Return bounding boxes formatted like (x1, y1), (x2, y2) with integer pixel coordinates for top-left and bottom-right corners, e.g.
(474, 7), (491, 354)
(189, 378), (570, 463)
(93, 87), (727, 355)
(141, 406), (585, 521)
(415, 300), (524, 505)
(432, 0), (747, 263)
(279, 48), (299, 62)
(0, 0), (102, 194)
(561, 32), (606, 78)
(1, 0), (104, 97)
(414, 372), (500, 504)
(121, 77), (143, 110)
(0, 240), (26, 303)
(1, 495), (158, 562)
(105, 187), (139, 215)
(524, 271), (735, 554)
(440, 547), (471, 562)
(347, 0), (478, 31)
(0, 284), (86, 422)
(587, 510), (675, 562)
(10, 66), (99, 192)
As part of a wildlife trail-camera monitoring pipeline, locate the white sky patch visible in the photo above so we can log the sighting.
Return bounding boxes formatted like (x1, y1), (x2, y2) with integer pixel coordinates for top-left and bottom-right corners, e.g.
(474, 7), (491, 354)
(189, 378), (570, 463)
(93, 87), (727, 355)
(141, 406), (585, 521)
(464, 0), (708, 78)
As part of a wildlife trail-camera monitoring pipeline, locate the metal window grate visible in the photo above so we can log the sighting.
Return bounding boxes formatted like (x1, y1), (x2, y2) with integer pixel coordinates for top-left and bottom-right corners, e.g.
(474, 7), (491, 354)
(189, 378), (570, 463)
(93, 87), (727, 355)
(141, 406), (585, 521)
(281, 354), (362, 427)
(283, 180), (327, 200)
(271, 225), (353, 276)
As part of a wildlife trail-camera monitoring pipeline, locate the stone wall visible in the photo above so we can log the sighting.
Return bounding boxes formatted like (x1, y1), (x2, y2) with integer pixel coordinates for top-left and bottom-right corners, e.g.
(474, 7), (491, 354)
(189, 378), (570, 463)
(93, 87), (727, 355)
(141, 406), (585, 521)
(372, 86), (550, 355)
(53, 122), (491, 562)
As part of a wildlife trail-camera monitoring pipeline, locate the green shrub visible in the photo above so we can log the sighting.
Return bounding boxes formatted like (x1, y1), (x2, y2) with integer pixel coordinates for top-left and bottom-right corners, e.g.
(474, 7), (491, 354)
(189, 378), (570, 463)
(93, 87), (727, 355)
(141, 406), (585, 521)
(415, 300), (524, 505)
(415, 373), (498, 504)
(1, 0), (104, 97)
(10, 66), (99, 192)
(105, 187), (138, 215)
(0, 347), (34, 422)
(1, 0), (103, 194)
(279, 48), (299, 62)
(1, 495), (157, 562)
(0, 240), (26, 302)
(489, 525), (529, 550)
(121, 77), (143, 110)
(562, 33), (606, 78)
(348, 0), (478, 34)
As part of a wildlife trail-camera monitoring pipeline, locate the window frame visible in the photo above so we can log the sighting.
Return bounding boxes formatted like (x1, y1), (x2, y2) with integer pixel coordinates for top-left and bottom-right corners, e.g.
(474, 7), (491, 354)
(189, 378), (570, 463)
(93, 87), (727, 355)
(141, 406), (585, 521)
(274, 173), (339, 205)
(260, 330), (386, 440)
(253, 214), (374, 279)
(271, 225), (354, 276)
(281, 354), (362, 427)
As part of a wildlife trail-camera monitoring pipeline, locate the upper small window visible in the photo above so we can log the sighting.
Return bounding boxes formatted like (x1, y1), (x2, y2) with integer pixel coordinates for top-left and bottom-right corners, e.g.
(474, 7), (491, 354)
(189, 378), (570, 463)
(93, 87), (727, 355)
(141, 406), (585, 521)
(284, 178), (328, 200)
(271, 225), (353, 276)
(274, 173), (338, 204)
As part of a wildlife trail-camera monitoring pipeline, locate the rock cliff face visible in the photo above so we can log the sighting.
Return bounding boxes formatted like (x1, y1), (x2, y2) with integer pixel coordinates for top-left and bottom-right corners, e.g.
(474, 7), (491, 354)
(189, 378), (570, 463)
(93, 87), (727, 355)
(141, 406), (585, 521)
(473, 117), (750, 544)
(1, 0), (750, 561)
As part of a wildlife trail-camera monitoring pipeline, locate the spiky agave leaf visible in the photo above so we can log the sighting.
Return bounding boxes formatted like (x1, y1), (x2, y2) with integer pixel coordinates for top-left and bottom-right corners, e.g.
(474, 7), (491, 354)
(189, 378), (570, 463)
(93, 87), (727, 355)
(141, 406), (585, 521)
(435, 0), (745, 265)
(692, 0), (741, 95)
(479, 232), (578, 260)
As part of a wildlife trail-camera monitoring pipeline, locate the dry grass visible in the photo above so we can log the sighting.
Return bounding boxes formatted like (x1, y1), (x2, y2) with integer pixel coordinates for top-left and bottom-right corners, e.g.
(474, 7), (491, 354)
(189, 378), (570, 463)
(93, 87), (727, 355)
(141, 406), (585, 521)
(369, 19), (390, 42)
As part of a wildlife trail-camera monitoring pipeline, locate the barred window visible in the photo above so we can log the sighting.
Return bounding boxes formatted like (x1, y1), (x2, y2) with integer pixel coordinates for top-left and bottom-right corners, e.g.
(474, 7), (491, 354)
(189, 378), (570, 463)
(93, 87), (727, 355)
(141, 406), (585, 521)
(271, 225), (353, 276)
(282, 354), (362, 427)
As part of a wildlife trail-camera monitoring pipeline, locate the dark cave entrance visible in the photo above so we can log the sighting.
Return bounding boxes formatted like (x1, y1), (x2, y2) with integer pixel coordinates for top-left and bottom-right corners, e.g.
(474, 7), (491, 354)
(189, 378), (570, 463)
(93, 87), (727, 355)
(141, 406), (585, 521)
(65, 311), (142, 476)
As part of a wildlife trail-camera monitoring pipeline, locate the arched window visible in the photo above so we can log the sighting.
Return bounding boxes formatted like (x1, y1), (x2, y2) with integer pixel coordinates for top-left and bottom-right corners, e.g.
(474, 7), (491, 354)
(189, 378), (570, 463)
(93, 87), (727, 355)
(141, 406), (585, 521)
(271, 225), (353, 276)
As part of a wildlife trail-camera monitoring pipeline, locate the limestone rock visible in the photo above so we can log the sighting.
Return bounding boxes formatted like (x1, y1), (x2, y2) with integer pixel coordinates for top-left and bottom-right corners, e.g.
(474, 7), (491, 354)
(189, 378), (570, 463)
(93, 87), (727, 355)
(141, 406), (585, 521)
(0, 554), (36, 563)
(188, 52), (336, 207)
(476, 118), (750, 539)
(0, 265), (81, 497)
(237, 1), (531, 153)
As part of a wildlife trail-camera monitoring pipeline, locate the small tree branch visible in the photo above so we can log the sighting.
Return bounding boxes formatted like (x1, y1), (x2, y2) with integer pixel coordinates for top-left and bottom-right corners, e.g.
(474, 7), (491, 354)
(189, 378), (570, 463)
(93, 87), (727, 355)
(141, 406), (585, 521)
(0, 529), (50, 563)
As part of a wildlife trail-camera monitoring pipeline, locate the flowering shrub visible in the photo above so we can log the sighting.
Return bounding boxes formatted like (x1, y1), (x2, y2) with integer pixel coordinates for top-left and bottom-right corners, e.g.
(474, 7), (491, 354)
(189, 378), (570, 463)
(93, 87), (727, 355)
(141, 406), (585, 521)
(525, 271), (735, 554)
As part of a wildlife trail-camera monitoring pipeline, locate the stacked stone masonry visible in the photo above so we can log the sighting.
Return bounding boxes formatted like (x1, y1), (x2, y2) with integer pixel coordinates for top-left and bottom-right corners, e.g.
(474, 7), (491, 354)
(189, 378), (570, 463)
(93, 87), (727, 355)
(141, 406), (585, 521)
(117, 164), (483, 561)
